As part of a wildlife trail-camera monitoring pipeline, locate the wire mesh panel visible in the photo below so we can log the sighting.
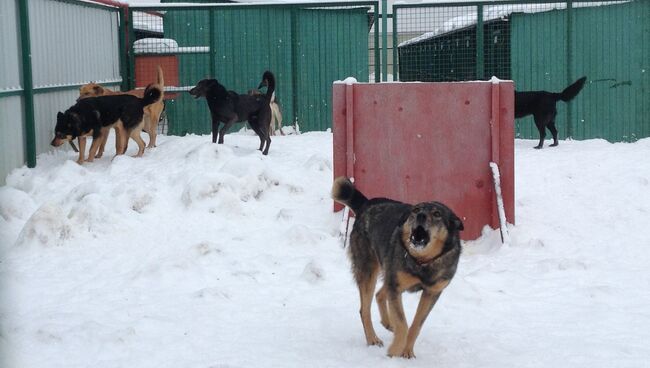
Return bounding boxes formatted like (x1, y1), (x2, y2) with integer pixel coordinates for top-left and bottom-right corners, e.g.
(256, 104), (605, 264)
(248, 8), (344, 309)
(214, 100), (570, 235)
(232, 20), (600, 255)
(393, 0), (648, 143)
(129, 2), (378, 135)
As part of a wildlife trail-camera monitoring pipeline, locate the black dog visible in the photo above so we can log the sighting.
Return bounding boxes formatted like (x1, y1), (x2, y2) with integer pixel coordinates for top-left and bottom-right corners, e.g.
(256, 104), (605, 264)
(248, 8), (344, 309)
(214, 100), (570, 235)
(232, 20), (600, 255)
(331, 177), (463, 359)
(189, 71), (275, 155)
(515, 76), (587, 149)
(51, 84), (161, 164)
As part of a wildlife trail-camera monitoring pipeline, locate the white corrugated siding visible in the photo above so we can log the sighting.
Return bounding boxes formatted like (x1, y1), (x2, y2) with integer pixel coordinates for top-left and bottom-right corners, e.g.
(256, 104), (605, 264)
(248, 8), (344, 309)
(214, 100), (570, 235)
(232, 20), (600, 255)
(0, 96), (25, 185)
(0, 0), (122, 183)
(28, 0), (121, 88)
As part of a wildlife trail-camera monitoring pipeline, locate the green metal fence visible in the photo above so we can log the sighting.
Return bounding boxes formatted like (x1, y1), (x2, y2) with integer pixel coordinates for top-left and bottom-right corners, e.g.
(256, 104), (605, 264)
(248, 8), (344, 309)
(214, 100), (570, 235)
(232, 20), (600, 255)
(127, 1), (379, 135)
(393, 0), (649, 143)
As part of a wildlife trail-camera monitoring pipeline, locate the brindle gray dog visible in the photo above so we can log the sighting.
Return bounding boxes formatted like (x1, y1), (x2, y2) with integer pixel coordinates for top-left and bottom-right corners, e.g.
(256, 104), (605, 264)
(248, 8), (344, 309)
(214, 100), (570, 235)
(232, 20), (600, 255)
(332, 177), (463, 359)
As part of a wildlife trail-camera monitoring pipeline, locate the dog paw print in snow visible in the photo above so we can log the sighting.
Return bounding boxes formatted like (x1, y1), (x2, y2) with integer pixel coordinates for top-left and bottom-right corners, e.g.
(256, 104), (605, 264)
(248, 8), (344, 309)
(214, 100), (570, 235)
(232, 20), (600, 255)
(303, 154), (332, 172)
(301, 261), (325, 284)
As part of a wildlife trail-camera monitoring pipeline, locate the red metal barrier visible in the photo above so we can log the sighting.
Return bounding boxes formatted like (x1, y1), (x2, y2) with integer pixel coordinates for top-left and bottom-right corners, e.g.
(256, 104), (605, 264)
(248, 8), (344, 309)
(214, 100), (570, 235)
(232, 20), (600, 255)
(135, 56), (179, 99)
(332, 80), (515, 240)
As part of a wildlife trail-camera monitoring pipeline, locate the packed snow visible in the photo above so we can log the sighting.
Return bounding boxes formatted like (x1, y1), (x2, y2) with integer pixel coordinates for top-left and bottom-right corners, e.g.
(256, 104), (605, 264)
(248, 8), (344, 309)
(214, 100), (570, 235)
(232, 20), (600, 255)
(1, 131), (649, 367)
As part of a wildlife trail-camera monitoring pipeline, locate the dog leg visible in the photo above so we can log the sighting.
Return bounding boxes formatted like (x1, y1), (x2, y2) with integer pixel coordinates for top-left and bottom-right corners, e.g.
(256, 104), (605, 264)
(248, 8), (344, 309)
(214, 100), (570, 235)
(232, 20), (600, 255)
(548, 118), (559, 147)
(96, 130), (108, 159)
(87, 129), (107, 162)
(218, 118), (236, 144)
(376, 285), (392, 332)
(147, 108), (160, 148)
(129, 129), (145, 157)
(533, 114), (546, 149)
(401, 291), (442, 359)
(114, 120), (128, 157)
(357, 267), (383, 347)
(76, 137), (87, 165)
(386, 294), (409, 357)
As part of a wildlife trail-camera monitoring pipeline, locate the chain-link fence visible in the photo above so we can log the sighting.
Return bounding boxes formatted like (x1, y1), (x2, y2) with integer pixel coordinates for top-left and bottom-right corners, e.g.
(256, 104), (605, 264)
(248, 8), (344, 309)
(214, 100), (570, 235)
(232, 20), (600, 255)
(128, 2), (379, 135)
(392, 0), (649, 143)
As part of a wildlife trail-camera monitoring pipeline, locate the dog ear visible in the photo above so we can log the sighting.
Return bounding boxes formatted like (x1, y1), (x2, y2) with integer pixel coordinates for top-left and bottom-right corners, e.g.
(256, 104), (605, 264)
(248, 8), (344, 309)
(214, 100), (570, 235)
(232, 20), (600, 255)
(57, 111), (64, 119)
(93, 85), (102, 94)
(450, 213), (464, 231)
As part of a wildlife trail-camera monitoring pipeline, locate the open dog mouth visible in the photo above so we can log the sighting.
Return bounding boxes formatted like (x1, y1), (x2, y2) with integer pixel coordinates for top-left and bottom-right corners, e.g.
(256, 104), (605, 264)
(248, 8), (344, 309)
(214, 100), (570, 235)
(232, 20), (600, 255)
(409, 225), (430, 248)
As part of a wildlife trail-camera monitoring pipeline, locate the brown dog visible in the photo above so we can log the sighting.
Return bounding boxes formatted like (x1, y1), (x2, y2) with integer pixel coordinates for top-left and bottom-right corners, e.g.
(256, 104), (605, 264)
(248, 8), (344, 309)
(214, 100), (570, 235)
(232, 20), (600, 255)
(78, 65), (165, 157)
(332, 177), (463, 358)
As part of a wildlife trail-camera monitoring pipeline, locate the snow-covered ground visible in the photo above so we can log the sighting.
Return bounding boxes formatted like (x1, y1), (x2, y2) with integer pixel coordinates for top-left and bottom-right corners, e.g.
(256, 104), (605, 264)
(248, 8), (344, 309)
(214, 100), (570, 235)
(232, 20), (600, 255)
(1, 132), (649, 368)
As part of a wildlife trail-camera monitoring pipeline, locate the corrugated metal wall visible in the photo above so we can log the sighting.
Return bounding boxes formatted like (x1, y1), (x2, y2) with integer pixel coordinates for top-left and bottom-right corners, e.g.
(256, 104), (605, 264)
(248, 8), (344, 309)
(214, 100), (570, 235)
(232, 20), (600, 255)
(0, 0), (122, 184)
(145, 4), (370, 135)
(294, 8), (369, 132)
(0, 0), (25, 185)
(511, 1), (649, 142)
(28, 0), (122, 155)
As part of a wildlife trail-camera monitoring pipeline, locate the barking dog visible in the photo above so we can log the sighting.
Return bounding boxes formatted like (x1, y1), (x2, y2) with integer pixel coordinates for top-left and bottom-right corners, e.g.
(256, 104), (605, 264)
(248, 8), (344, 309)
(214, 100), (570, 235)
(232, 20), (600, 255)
(51, 84), (162, 164)
(78, 65), (165, 153)
(331, 177), (463, 359)
(248, 88), (284, 136)
(515, 76), (587, 149)
(189, 71), (276, 155)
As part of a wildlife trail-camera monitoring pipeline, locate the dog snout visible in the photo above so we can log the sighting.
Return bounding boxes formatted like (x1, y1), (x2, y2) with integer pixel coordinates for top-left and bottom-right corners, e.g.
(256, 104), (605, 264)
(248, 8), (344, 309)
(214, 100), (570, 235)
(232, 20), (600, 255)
(416, 213), (427, 224)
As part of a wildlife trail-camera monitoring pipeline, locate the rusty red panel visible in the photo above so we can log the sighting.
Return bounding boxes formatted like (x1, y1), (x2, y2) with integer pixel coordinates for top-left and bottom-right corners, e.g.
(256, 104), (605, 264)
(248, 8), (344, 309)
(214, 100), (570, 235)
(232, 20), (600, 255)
(134, 55), (179, 99)
(332, 81), (515, 240)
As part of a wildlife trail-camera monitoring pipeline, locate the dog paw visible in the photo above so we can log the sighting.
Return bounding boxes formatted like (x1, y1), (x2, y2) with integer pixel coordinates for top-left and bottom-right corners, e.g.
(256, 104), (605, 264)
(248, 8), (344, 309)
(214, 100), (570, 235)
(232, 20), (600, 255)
(401, 348), (416, 359)
(380, 320), (393, 332)
(366, 336), (383, 347)
(550, 143), (558, 147)
(533, 145), (542, 149)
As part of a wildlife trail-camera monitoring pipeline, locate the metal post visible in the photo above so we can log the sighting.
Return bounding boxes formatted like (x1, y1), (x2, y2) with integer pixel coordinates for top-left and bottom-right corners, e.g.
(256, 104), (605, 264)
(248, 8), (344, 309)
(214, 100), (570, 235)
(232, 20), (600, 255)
(392, 7), (398, 81)
(373, 4), (380, 82)
(127, 7), (136, 90)
(119, 7), (129, 92)
(381, 0), (387, 81)
(476, 4), (485, 80)
(18, 0), (36, 168)
(566, 0), (574, 138)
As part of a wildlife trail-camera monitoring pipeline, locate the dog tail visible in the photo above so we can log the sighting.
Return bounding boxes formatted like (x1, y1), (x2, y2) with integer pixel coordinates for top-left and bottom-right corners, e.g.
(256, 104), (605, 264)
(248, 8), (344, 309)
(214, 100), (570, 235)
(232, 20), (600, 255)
(331, 177), (369, 215)
(141, 84), (162, 107)
(156, 65), (165, 91)
(258, 71), (276, 103)
(558, 76), (587, 102)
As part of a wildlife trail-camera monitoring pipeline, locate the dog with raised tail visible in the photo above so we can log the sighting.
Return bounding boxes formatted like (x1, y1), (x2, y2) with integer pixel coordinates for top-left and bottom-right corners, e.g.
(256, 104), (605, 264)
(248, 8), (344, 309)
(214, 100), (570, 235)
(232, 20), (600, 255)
(515, 76), (587, 149)
(52, 84), (162, 164)
(331, 177), (463, 359)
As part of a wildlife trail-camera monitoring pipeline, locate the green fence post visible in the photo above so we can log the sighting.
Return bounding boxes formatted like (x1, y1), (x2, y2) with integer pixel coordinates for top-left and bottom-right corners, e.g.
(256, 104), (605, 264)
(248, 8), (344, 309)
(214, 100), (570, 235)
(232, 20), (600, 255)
(119, 6), (129, 92)
(476, 4), (484, 80)
(392, 6), (398, 81)
(374, 3), (380, 82)
(127, 7), (136, 90)
(381, 0), (387, 81)
(18, 0), (36, 168)
(566, 0), (574, 138)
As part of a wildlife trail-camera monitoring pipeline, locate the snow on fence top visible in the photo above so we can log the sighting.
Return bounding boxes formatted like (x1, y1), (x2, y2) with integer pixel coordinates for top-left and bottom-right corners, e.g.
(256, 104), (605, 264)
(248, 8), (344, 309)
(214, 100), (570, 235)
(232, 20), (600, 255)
(398, 1), (627, 48)
(134, 38), (209, 54)
(133, 11), (163, 34)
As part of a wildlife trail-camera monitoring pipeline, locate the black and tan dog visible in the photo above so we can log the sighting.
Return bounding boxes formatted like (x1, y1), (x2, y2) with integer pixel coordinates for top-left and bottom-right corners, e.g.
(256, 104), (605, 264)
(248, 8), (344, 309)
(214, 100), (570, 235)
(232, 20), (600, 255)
(51, 84), (161, 164)
(515, 76), (587, 149)
(332, 177), (463, 359)
(189, 71), (275, 155)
